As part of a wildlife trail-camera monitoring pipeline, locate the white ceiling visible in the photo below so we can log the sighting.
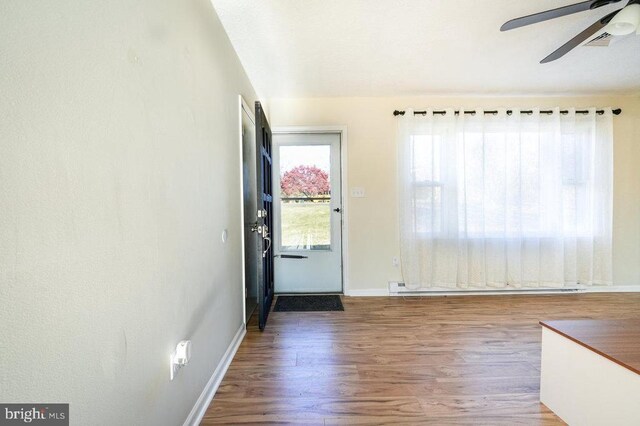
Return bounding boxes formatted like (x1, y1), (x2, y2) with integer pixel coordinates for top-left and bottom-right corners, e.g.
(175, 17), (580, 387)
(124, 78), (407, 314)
(211, 0), (640, 97)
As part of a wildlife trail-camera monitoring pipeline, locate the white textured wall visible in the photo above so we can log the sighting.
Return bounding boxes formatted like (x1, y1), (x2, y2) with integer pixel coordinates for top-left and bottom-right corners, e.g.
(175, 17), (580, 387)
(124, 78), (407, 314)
(269, 96), (640, 292)
(541, 327), (640, 424)
(0, 1), (256, 424)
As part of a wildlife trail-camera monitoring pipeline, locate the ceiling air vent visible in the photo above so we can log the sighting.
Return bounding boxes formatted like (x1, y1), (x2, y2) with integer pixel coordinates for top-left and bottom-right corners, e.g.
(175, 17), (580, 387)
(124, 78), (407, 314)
(585, 32), (615, 46)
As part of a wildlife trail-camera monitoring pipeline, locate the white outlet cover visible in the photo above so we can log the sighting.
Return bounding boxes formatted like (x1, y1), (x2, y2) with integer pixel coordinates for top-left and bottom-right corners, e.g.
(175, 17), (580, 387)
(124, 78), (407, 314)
(170, 340), (192, 380)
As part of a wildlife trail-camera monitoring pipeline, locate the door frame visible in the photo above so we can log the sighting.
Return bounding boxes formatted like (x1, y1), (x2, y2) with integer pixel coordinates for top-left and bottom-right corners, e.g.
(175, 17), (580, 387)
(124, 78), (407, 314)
(271, 126), (350, 295)
(238, 95), (255, 326)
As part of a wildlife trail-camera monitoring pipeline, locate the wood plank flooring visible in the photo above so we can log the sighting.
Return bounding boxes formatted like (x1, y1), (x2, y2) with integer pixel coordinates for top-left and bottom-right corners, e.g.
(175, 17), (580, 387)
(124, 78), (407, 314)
(202, 293), (640, 424)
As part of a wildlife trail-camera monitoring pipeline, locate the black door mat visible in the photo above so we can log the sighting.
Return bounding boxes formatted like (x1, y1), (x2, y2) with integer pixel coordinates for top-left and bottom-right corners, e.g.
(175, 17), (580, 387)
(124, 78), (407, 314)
(273, 295), (344, 312)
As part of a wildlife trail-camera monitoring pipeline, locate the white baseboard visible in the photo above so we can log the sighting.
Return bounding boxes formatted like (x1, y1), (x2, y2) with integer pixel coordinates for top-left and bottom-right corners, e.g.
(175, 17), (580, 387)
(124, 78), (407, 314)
(344, 288), (389, 297)
(183, 323), (246, 426)
(584, 285), (640, 293)
(391, 288), (581, 296)
(389, 283), (640, 296)
(344, 283), (640, 298)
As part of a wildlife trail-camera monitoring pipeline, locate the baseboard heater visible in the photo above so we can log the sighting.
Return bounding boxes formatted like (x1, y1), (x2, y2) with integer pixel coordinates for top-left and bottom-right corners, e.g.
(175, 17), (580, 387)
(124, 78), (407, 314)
(388, 281), (584, 296)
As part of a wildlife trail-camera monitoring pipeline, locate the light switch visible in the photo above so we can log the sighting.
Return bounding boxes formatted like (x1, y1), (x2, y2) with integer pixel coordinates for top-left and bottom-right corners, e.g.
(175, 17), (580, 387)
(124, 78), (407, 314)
(351, 187), (365, 198)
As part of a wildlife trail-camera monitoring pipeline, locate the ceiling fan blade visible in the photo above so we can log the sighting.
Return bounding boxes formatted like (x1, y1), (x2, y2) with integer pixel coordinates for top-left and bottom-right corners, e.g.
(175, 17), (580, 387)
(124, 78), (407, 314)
(540, 12), (618, 63)
(501, 1), (594, 31)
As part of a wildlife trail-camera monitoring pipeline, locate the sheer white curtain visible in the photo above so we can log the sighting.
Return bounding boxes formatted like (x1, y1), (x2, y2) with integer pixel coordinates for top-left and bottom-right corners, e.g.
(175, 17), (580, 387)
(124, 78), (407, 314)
(398, 108), (613, 290)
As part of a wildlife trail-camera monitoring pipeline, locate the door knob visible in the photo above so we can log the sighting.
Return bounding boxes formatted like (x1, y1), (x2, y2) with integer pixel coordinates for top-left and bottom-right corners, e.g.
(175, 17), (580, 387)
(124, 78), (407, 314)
(333, 208), (341, 213)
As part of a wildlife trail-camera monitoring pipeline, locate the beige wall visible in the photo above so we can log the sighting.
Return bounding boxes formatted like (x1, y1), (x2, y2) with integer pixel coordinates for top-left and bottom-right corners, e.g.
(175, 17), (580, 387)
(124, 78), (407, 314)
(269, 96), (640, 292)
(0, 1), (255, 424)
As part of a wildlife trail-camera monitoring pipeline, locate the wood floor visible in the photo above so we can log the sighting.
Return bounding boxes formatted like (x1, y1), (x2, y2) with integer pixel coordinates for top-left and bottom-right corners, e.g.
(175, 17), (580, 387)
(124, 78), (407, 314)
(202, 293), (640, 425)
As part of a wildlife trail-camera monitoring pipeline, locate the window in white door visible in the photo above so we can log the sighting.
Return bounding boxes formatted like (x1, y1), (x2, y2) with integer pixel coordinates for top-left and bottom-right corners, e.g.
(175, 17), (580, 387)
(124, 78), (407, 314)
(279, 144), (332, 251)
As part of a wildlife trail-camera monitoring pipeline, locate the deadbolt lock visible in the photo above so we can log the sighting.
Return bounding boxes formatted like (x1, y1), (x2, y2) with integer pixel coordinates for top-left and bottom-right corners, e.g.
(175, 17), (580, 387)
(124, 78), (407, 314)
(250, 223), (269, 238)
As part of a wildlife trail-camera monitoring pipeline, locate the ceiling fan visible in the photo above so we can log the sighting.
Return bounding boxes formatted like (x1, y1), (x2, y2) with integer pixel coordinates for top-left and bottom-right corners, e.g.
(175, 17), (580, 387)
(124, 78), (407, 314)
(501, 0), (640, 63)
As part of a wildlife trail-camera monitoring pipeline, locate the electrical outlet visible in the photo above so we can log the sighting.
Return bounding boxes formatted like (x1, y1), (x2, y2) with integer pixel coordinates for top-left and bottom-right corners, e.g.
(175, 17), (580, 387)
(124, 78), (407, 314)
(169, 340), (192, 381)
(392, 257), (399, 267)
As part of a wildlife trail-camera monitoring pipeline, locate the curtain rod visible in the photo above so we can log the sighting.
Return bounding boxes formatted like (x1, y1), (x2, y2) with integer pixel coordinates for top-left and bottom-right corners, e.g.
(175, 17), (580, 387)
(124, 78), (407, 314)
(393, 108), (621, 116)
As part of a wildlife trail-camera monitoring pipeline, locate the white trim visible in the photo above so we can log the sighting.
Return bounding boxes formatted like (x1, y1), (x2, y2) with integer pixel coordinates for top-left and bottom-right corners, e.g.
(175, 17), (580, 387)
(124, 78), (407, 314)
(345, 285), (640, 297)
(583, 284), (640, 293)
(345, 285), (640, 298)
(345, 289), (389, 297)
(382, 282), (640, 297)
(271, 126), (349, 295)
(238, 96), (255, 325)
(391, 288), (582, 297)
(183, 324), (246, 426)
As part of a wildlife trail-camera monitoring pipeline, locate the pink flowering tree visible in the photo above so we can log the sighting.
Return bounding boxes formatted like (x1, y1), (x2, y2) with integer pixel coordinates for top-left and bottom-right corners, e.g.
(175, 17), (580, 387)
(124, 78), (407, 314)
(281, 165), (330, 197)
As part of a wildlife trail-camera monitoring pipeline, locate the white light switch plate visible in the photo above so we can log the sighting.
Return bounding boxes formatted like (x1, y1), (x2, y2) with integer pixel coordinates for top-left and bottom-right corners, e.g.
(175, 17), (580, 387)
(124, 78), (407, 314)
(351, 187), (365, 198)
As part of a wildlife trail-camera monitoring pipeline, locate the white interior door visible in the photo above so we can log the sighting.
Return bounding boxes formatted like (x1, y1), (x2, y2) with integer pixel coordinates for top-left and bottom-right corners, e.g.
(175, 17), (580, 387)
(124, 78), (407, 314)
(273, 133), (342, 293)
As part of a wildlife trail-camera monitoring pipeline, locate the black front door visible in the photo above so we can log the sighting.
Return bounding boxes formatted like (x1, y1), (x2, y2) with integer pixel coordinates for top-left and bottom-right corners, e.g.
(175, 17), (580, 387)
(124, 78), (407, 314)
(255, 101), (274, 330)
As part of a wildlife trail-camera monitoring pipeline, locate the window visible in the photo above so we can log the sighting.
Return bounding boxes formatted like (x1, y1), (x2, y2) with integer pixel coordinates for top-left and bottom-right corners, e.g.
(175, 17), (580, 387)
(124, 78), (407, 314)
(398, 108), (613, 289)
(409, 127), (596, 238)
(278, 144), (332, 250)
(411, 135), (442, 234)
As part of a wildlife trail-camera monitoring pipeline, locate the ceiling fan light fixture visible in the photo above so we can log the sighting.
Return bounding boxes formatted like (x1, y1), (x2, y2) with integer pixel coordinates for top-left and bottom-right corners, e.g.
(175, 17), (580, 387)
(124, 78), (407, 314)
(605, 3), (640, 36)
